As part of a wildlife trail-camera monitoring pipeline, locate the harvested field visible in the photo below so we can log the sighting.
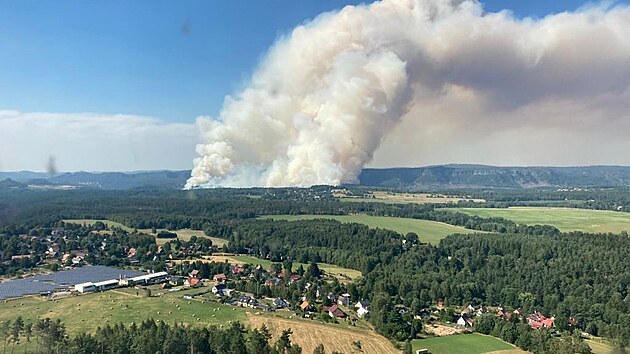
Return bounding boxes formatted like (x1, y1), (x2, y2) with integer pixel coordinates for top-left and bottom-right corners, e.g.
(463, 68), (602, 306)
(247, 314), (400, 354)
(335, 191), (484, 204)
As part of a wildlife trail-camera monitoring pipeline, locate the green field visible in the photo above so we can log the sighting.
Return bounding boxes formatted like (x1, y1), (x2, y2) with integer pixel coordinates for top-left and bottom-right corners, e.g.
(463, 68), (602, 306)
(63, 219), (229, 247)
(586, 339), (615, 354)
(412, 334), (524, 354)
(443, 207), (630, 233)
(261, 214), (479, 244)
(0, 287), (245, 337)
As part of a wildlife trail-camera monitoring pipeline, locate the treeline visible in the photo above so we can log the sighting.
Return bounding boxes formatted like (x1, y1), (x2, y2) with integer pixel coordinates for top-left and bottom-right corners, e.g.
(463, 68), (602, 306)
(1, 317), (314, 354)
(435, 187), (630, 211)
(360, 232), (630, 345)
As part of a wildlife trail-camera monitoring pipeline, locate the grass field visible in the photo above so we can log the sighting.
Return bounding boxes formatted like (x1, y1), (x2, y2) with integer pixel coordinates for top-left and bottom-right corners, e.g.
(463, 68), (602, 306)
(0, 288), (245, 336)
(63, 219), (228, 247)
(335, 191), (485, 204)
(443, 207), (630, 233)
(586, 339), (615, 354)
(412, 334), (527, 354)
(196, 254), (362, 280)
(248, 315), (400, 354)
(261, 214), (479, 245)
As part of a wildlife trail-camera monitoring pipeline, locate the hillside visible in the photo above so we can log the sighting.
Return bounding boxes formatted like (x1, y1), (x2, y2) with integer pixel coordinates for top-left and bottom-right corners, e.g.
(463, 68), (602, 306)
(357, 165), (630, 189)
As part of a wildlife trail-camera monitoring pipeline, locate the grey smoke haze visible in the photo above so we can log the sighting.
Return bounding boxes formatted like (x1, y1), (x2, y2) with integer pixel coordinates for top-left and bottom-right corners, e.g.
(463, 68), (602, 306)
(186, 0), (630, 188)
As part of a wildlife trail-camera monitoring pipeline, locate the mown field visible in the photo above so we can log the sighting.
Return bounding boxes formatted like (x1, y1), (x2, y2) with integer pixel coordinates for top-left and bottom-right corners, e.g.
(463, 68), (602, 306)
(442, 207), (630, 233)
(412, 334), (527, 354)
(0, 287), (245, 336)
(586, 339), (614, 354)
(261, 214), (479, 245)
(63, 219), (228, 247)
(248, 315), (400, 354)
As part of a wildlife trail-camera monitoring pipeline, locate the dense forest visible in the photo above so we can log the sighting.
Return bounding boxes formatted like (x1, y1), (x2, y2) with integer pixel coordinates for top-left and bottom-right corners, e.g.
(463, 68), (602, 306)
(362, 232), (630, 347)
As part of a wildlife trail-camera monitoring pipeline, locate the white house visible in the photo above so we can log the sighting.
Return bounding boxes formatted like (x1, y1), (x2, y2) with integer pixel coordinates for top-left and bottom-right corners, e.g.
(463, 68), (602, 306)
(355, 299), (370, 318)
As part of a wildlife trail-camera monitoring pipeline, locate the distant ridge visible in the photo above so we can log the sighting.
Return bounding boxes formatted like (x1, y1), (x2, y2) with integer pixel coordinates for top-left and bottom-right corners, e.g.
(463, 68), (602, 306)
(357, 165), (630, 189)
(2, 165), (630, 190)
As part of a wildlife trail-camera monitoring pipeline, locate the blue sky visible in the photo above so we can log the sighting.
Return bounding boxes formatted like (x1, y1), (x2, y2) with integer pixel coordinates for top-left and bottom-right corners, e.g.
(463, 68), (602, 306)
(1, 0), (625, 123)
(2, 0), (630, 173)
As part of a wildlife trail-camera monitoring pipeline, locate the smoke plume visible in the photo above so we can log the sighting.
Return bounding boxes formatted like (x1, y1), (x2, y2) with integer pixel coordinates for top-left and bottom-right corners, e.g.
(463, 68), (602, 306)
(186, 0), (630, 188)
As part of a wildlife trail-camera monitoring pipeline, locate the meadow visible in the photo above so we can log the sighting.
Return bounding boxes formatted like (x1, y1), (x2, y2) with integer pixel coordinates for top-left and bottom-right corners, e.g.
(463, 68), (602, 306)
(442, 207), (630, 233)
(63, 219), (228, 247)
(412, 334), (527, 354)
(261, 214), (479, 244)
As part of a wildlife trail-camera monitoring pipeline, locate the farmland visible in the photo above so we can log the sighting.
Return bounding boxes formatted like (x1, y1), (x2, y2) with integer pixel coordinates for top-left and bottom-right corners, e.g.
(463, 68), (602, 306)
(63, 219), (228, 247)
(261, 214), (479, 244)
(442, 207), (630, 233)
(334, 190), (485, 204)
(247, 315), (400, 354)
(412, 334), (527, 354)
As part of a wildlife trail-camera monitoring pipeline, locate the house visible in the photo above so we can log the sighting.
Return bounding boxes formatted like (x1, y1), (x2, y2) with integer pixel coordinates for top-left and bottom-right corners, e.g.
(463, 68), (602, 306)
(323, 304), (347, 319)
(231, 266), (245, 275)
(212, 284), (226, 295)
(289, 274), (302, 284)
(127, 248), (137, 259)
(213, 273), (227, 285)
(299, 301), (315, 312)
(265, 277), (283, 288)
(337, 293), (351, 307)
(528, 311), (555, 329)
(169, 276), (185, 286)
(457, 314), (474, 327)
(236, 295), (258, 308)
(189, 269), (200, 278)
(273, 298), (290, 309)
(355, 299), (370, 318)
(461, 304), (475, 315)
(185, 277), (201, 288)
(253, 304), (273, 312)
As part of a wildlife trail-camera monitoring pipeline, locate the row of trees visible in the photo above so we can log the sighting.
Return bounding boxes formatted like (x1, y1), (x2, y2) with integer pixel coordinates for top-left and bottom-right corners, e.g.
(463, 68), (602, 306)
(1, 317), (330, 354)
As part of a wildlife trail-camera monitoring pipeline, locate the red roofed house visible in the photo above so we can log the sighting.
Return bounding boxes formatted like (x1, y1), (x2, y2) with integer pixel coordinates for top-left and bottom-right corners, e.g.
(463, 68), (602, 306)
(528, 311), (555, 329)
(323, 304), (347, 319)
(213, 273), (227, 285)
(300, 301), (315, 312)
(185, 277), (201, 288)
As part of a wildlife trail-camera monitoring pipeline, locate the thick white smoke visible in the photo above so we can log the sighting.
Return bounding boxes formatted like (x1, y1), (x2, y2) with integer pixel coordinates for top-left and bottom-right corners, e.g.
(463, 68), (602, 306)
(186, 0), (630, 188)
